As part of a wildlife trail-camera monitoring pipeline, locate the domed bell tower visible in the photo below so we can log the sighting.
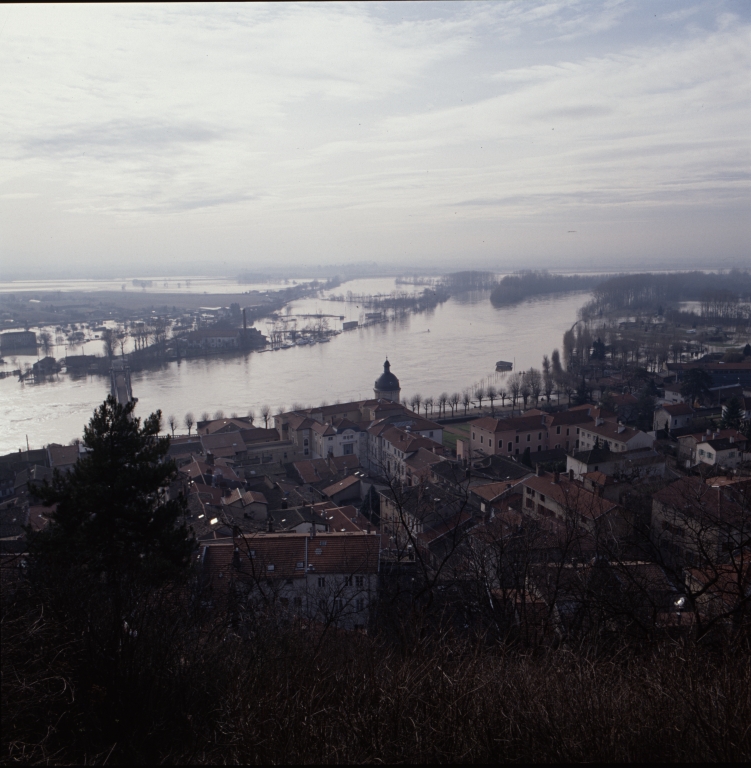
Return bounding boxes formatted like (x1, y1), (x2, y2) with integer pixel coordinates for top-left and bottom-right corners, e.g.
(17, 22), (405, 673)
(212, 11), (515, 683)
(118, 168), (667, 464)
(374, 359), (400, 402)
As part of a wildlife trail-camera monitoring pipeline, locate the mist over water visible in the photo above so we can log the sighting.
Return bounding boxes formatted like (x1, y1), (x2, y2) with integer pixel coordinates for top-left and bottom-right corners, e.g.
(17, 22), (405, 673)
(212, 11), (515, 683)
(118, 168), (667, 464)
(0, 281), (587, 453)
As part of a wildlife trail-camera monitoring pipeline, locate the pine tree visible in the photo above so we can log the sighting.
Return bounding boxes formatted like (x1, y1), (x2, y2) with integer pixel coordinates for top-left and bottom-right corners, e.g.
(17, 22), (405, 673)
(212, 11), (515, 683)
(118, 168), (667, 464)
(721, 397), (743, 430)
(29, 395), (194, 591)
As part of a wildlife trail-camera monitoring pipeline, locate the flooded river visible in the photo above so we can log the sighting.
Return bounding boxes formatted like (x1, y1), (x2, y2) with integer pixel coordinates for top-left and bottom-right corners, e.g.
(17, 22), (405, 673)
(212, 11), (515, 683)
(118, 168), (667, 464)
(0, 279), (587, 453)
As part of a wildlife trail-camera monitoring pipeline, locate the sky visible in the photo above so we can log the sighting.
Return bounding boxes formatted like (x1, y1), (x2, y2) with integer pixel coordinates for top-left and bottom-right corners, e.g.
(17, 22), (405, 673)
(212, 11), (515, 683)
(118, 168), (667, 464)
(1, 1), (749, 278)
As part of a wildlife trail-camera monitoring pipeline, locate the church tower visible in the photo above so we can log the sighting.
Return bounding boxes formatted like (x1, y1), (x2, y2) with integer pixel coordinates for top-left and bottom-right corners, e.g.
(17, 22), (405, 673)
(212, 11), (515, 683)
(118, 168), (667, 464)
(374, 359), (401, 402)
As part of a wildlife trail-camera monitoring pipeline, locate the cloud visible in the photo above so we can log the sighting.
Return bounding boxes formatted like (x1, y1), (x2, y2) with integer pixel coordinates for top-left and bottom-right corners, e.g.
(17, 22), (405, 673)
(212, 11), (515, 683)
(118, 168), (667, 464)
(0, 1), (749, 270)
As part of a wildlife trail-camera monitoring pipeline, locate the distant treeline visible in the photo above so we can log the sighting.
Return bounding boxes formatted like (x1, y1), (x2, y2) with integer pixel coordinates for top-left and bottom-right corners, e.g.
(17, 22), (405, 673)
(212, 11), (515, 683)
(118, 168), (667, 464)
(581, 270), (751, 318)
(490, 270), (602, 307)
(444, 271), (498, 291)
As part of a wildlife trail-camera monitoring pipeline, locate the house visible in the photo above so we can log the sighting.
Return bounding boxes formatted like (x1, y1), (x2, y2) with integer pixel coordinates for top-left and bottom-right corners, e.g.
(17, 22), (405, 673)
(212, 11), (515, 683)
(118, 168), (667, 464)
(577, 419), (654, 454)
(567, 447), (666, 481)
(676, 429), (747, 466)
(199, 531), (380, 631)
(367, 424), (442, 480)
(651, 477), (749, 566)
(694, 436), (744, 469)
(321, 474), (361, 505)
(221, 488), (268, 521)
(653, 403), (694, 433)
(662, 383), (686, 404)
(46, 443), (80, 473)
(521, 470), (630, 540)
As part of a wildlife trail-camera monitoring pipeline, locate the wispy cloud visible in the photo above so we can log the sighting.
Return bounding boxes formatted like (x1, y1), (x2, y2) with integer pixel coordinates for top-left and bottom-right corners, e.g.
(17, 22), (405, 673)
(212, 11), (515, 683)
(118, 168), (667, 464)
(0, 1), (749, 271)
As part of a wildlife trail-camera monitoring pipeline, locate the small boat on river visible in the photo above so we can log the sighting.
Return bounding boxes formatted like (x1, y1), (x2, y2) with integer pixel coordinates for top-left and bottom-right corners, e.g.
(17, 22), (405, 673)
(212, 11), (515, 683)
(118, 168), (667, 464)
(495, 360), (513, 372)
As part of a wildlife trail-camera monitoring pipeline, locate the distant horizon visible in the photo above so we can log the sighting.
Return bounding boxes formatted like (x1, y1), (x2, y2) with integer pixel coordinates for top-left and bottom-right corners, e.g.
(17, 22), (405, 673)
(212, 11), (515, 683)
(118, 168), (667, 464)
(2, 259), (749, 285)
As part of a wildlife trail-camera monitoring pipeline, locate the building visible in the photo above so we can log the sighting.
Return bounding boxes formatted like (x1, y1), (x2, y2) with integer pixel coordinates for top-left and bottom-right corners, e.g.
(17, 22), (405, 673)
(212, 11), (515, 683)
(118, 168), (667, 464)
(676, 429), (748, 466)
(373, 359), (400, 402)
(694, 436), (744, 469)
(577, 419), (654, 453)
(200, 531), (380, 631)
(653, 403), (694, 433)
(0, 331), (36, 353)
(521, 469), (630, 540)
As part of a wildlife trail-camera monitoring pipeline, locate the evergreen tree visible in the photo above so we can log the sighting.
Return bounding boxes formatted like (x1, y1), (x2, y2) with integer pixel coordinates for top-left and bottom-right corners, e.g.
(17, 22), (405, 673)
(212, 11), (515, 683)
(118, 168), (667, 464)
(720, 397), (743, 430)
(680, 368), (712, 406)
(574, 376), (590, 405)
(31, 395), (193, 579)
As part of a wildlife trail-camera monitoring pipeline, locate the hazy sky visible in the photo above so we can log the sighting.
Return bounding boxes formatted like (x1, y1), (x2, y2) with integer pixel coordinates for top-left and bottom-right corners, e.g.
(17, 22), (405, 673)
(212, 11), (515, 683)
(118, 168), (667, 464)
(1, 1), (749, 278)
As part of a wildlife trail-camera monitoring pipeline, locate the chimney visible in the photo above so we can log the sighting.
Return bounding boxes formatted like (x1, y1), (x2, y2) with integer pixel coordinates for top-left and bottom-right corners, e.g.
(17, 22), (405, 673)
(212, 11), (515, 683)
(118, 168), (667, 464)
(706, 428), (711, 435)
(553, 472), (560, 484)
(310, 522), (316, 539)
(617, 424), (626, 434)
(268, 517), (274, 533)
(569, 469), (574, 481)
(730, 436), (734, 444)
(206, 451), (215, 466)
(535, 464), (541, 476)
(596, 417), (604, 426)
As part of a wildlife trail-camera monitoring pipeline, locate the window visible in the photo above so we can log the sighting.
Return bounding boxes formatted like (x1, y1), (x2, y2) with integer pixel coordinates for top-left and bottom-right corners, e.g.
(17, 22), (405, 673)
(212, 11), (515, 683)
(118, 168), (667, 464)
(566, 428), (570, 436)
(515, 436), (519, 443)
(355, 575), (364, 589)
(343, 443), (354, 455)
(317, 576), (326, 587)
(328, 436), (333, 441)
(429, 431), (433, 437)
(303, 438), (309, 446)
(508, 442), (513, 452)
(538, 432), (542, 440)
(304, 448), (309, 455)
(356, 598), (365, 612)
(294, 596), (302, 607)
(480, 436), (483, 444)
(344, 576), (352, 587)
(537, 445), (542, 451)
(267, 564), (275, 572)
(472, 432), (475, 439)
(556, 426), (561, 434)
(526, 434), (531, 442)
(576, 428), (580, 434)
(526, 498), (534, 509)
(540, 494), (545, 502)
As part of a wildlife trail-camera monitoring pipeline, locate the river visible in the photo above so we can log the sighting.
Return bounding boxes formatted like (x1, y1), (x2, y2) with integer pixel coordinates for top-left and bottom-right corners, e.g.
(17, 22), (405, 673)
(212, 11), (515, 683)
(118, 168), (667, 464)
(0, 279), (588, 453)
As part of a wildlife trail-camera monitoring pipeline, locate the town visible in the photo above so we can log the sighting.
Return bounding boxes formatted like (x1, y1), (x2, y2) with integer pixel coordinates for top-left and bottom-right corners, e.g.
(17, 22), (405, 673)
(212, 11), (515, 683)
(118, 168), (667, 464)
(4, 348), (750, 639)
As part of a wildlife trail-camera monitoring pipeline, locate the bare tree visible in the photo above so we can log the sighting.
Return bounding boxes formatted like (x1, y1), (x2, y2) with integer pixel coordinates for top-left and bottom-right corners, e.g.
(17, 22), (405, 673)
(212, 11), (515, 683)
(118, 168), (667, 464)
(449, 392), (460, 416)
(474, 387), (486, 411)
(498, 387), (508, 408)
(424, 396), (434, 417)
(438, 392), (449, 418)
(462, 392), (471, 415)
(520, 378), (531, 409)
(101, 328), (116, 359)
(213, 410), (225, 420)
(201, 411), (210, 423)
(543, 371), (554, 403)
(508, 372), (523, 413)
(184, 412), (194, 435)
(39, 331), (53, 356)
(486, 385), (497, 416)
(410, 394), (422, 414)
(261, 405), (271, 428)
(168, 414), (177, 436)
(526, 368), (542, 406)
(247, 409), (255, 425)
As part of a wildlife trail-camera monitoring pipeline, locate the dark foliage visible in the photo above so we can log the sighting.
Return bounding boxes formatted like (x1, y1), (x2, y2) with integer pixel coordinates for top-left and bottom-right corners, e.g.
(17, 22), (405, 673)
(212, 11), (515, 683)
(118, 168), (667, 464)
(490, 271), (602, 307)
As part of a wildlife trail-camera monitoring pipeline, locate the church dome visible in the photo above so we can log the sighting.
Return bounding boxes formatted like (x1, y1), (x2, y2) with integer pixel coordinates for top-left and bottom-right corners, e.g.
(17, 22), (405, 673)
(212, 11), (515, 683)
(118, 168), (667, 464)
(374, 359), (400, 393)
